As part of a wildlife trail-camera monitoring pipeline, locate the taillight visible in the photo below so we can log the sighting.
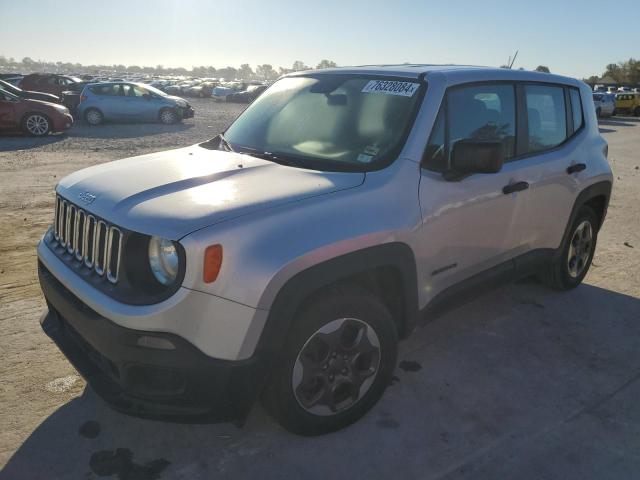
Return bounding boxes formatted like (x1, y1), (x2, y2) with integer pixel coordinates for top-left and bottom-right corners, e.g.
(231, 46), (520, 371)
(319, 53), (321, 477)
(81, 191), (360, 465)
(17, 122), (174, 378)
(80, 94), (87, 103)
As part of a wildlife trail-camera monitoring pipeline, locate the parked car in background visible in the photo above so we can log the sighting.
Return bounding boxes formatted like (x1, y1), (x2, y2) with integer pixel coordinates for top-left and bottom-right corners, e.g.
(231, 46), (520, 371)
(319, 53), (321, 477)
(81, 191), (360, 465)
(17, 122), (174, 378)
(226, 84), (268, 103)
(77, 82), (194, 125)
(0, 79), (61, 103)
(185, 81), (218, 98)
(211, 84), (242, 101)
(614, 93), (640, 116)
(19, 74), (83, 97)
(592, 93), (616, 117)
(59, 82), (91, 115)
(0, 87), (73, 136)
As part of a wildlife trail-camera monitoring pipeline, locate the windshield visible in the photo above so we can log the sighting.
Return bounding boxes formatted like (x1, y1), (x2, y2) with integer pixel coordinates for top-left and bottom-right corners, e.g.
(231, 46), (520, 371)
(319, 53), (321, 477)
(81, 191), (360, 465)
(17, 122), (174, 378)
(0, 88), (19, 101)
(222, 75), (423, 171)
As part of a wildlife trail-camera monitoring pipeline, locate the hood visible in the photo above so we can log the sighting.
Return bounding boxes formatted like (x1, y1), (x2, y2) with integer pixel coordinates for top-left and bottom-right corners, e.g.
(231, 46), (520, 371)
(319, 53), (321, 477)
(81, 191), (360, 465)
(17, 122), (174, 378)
(22, 97), (67, 110)
(57, 145), (365, 239)
(23, 90), (61, 102)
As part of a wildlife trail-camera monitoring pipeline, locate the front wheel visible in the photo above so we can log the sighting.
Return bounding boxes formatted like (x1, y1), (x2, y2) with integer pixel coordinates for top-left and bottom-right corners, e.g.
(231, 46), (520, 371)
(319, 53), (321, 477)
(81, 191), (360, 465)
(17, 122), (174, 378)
(159, 108), (179, 124)
(544, 206), (598, 290)
(262, 285), (398, 435)
(22, 113), (51, 136)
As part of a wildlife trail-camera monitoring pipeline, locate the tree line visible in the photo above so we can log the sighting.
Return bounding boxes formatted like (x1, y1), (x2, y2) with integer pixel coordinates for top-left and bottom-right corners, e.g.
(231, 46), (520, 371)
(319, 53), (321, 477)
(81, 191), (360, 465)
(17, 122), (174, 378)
(0, 55), (338, 81)
(584, 59), (640, 85)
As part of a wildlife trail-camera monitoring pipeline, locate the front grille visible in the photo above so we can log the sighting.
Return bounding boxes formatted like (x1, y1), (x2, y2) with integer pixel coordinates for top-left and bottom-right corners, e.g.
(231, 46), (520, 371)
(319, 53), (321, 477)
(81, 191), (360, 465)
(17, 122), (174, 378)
(52, 195), (122, 284)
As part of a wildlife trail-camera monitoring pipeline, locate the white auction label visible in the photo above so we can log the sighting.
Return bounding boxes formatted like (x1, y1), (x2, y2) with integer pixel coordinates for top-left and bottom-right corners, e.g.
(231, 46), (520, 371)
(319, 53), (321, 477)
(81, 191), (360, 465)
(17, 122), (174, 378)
(361, 80), (419, 97)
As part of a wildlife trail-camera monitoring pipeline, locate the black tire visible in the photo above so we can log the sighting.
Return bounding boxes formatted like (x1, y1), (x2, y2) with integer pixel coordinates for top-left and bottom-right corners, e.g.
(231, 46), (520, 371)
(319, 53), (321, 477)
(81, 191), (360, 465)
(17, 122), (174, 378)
(634, 106), (640, 117)
(159, 108), (179, 125)
(544, 205), (598, 290)
(262, 284), (398, 436)
(21, 113), (51, 137)
(612, 108), (617, 117)
(84, 108), (103, 126)
(596, 107), (601, 118)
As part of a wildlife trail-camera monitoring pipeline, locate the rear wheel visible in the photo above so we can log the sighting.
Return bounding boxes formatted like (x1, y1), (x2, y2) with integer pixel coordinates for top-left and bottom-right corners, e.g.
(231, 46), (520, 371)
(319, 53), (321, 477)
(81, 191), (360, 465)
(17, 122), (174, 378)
(159, 108), (179, 124)
(22, 113), (51, 136)
(262, 285), (398, 435)
(84, 108), (103, 126)
(544, 206), (598, 290)
(596, 107), (601, 118)
(634, 106), (640, 117)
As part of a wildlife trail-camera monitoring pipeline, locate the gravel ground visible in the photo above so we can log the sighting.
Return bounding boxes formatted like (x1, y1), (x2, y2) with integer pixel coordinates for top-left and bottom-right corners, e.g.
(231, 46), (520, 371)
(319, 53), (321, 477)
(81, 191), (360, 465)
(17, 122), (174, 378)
(0, 103), (639, 479)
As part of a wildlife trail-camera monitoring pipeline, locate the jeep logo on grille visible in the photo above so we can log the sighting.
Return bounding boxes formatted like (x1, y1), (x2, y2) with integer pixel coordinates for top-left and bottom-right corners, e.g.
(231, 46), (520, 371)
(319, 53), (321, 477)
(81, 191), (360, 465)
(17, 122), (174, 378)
(78, 192), (96, 205)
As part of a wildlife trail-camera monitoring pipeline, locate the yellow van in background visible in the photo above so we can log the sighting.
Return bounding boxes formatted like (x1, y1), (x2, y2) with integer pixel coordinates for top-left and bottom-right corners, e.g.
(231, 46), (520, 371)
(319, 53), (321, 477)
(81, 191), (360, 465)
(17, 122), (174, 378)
(615, 93), (640, 116)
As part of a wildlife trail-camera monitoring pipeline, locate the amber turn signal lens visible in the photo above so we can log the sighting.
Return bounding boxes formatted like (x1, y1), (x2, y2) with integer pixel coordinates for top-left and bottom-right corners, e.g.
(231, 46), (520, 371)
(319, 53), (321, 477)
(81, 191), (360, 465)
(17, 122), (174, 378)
(203, 244), (223, 283)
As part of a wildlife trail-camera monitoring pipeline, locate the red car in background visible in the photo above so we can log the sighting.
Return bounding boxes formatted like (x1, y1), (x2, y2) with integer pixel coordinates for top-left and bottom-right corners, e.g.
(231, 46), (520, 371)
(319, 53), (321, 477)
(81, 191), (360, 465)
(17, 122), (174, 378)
(0, 88), (73, 136)
(18, 73), (83, 97)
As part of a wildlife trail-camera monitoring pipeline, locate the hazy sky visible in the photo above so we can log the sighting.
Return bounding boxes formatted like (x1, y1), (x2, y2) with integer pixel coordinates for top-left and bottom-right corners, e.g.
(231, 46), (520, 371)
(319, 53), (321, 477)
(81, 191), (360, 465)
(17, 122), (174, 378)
(1, 0), (638, 78)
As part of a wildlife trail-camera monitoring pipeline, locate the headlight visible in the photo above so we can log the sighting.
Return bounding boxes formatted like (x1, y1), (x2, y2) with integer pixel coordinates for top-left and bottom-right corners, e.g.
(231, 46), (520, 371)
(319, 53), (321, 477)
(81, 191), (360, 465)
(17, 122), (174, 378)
(148, 236), (179, 285)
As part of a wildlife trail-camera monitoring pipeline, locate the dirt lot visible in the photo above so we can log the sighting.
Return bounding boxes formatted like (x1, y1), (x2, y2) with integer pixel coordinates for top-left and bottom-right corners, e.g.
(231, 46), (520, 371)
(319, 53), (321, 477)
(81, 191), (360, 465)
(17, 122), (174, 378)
(0, 101), (639, 479)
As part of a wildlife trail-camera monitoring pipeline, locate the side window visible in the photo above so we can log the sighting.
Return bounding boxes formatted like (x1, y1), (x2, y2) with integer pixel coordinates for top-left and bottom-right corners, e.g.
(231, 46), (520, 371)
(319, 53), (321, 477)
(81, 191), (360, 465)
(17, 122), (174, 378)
(448, 84), (516, 161)
(525, 85), (566, 153)
(423, 107), (445, 172)
(569, 88), (583, 134)
(121, 84), (132, 96)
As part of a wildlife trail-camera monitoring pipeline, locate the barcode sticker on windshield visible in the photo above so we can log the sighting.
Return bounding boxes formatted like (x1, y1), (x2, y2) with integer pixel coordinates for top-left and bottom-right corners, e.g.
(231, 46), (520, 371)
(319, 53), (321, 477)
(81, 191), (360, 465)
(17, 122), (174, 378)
(362, 80), (419, 97)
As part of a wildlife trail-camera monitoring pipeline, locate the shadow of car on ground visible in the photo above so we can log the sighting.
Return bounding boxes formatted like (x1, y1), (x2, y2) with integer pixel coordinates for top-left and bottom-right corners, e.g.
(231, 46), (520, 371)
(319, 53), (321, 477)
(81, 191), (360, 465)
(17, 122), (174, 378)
(3, 282), (640, 480)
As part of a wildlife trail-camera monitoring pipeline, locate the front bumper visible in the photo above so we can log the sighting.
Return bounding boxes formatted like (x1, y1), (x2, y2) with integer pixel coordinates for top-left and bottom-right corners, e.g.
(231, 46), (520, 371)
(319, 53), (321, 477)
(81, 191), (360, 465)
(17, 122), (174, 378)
(39, 263), (270, 422)
(180, 106), (195, 119)
(52, 113), (74, 132)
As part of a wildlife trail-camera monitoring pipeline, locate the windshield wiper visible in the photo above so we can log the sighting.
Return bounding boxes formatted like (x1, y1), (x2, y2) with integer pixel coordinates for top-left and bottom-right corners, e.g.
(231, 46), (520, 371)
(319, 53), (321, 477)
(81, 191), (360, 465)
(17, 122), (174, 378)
(235, 146), (302, 167)
(202, 133), (234, 152)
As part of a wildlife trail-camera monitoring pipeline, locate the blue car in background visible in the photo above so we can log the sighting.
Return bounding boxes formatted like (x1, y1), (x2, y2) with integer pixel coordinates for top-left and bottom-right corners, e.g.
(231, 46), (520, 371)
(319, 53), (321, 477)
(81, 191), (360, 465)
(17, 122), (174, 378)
(77, 82), (195, 125)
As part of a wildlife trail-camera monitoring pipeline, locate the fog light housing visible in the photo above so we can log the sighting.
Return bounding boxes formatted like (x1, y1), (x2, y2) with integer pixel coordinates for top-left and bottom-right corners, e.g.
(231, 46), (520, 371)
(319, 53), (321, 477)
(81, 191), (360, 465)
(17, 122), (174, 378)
(136, 335), (176, 350)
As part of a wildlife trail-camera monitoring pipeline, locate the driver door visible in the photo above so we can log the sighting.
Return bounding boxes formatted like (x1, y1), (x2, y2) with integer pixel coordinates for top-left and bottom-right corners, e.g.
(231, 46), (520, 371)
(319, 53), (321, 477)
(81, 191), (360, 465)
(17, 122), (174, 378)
(416, 82), (530, 301)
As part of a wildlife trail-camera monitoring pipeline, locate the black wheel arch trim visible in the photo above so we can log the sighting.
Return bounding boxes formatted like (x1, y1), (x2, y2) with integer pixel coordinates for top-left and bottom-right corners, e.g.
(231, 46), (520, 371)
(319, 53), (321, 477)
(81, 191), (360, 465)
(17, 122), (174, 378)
(555, 180), (612, 260)
(255, 242), (419, 357)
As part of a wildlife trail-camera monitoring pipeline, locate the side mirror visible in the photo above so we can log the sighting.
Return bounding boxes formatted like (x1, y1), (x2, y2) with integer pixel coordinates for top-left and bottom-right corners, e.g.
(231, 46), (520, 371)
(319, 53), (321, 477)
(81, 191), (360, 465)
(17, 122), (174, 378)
(449, 140), (504, 176)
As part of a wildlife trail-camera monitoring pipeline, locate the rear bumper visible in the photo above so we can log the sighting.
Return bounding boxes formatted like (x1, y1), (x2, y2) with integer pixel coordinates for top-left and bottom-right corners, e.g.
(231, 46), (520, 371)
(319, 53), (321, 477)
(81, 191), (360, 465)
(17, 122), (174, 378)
(38, 263), (270, 422)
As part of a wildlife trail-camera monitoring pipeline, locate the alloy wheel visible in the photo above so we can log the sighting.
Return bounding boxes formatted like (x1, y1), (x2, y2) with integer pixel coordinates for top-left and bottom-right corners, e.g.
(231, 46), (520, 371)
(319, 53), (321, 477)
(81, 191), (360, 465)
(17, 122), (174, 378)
(567, 220), (593, 278)
(26, 115), (49, 135)
(292, 318), (381, 416)
(86, 110), (102, 125)
(160, 110), (176, 124)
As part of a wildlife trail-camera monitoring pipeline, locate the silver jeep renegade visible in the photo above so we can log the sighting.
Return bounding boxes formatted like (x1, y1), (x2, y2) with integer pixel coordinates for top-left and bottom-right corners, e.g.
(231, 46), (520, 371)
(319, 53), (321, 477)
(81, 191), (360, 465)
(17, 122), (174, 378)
(38, 65), (613, 435)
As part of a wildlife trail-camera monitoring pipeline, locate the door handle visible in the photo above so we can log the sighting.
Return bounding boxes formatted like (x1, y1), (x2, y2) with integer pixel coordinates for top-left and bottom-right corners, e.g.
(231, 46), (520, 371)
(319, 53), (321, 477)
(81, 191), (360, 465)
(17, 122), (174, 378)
(567, 163), (586, 174)
(502, 181), (529, 194)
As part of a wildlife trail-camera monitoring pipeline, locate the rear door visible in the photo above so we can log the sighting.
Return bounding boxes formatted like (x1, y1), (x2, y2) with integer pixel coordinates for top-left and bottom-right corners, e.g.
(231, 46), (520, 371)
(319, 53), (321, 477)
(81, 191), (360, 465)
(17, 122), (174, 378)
(510, 83), (583, 255)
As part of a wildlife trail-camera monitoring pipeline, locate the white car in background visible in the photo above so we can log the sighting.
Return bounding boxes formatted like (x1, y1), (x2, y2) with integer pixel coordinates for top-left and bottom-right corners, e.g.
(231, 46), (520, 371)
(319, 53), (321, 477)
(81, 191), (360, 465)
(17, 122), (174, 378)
(593, 93), (616, 117)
